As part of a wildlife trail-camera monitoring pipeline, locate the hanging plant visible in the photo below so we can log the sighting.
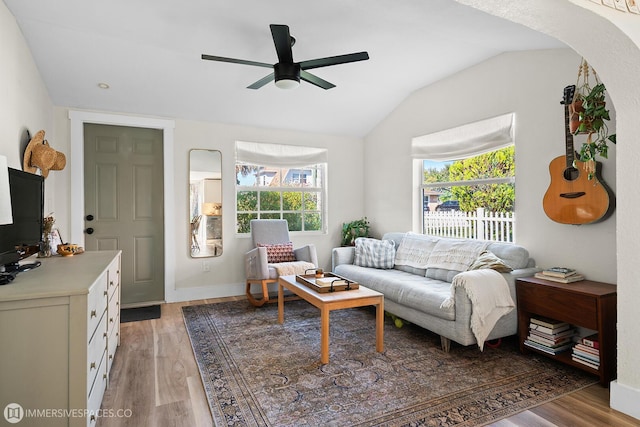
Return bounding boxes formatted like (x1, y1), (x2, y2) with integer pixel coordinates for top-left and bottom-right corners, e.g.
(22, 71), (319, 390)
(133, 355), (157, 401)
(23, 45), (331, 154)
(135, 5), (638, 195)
(570, 58), (616, 179)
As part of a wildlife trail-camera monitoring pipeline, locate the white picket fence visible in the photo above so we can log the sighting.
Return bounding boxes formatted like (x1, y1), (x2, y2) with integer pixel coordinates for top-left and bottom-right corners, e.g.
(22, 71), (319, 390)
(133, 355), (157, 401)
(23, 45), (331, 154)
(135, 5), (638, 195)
(423, 208), (515, 243)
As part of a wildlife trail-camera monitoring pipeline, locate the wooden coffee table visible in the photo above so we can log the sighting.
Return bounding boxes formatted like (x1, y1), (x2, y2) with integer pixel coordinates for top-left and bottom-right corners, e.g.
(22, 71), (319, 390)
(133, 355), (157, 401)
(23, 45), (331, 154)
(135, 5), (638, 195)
(277, 274), (384, 364)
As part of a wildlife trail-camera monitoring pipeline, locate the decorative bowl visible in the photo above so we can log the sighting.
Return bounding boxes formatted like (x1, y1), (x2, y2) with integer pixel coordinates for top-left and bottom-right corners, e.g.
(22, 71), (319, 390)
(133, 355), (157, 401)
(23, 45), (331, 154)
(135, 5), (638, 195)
(57, 243), (79, 256)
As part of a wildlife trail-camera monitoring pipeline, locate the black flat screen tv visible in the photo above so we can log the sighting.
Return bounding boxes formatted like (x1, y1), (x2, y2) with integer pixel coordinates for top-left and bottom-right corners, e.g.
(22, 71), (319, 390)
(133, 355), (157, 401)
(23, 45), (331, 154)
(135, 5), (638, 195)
(0, 168), (44, 271)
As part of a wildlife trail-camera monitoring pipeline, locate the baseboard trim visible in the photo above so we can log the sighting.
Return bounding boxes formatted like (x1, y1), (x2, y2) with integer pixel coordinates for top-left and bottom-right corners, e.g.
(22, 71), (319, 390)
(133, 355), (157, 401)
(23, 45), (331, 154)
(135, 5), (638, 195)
(610, 380), (640, 421)
(167, 283), (246, 303)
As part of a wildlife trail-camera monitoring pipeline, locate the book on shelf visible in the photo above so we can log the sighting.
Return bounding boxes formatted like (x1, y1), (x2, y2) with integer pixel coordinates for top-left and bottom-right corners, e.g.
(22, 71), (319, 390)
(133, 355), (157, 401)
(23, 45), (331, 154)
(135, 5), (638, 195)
(527, 334), (573, 348)
(574, 342), (600, 356)
(581, 333), (600, 349)
(572, 347), (600, 363)
(529, 325), (575, 338)
(530, 316), (570, 330)
(541, 267), (577, 278)
(534, 272), (585, 283)
(524, 339), (573, 355)
(529, 327), (576, 340)
(572, 355), (600, 370)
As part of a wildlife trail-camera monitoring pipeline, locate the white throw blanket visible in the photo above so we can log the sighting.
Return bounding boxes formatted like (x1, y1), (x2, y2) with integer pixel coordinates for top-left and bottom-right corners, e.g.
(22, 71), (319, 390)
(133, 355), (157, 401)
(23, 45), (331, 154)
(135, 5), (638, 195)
(272, 261), (316, 276)
(426, 239), (489, 271)
(440, 269), (514, 351)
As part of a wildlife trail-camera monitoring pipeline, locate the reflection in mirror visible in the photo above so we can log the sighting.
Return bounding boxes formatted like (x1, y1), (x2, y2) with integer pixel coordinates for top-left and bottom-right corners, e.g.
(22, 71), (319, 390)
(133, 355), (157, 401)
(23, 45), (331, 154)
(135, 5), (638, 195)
(189, 149), (222, 257)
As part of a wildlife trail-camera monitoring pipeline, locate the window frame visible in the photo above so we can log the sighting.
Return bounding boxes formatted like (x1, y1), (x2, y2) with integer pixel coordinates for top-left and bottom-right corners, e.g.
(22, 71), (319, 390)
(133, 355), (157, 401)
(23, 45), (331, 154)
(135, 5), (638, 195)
(235, 163), (328, 235)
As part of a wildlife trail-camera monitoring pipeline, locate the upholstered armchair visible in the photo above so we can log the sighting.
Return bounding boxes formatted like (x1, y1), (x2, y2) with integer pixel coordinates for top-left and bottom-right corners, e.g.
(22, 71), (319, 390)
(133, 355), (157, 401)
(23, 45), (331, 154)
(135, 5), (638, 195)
(245, 219), (318, 306)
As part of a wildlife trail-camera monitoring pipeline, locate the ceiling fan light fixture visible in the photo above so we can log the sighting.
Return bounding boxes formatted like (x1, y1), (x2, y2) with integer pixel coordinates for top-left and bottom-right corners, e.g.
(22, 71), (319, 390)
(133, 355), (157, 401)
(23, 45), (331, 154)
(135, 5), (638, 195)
(274, 62), (300, 89)
(275, 78), (300, 89)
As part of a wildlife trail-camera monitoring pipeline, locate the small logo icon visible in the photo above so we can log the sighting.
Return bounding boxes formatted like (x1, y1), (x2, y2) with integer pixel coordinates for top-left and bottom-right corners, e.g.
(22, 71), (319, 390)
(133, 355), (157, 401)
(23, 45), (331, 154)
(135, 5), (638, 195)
(4, 403), (24, 424)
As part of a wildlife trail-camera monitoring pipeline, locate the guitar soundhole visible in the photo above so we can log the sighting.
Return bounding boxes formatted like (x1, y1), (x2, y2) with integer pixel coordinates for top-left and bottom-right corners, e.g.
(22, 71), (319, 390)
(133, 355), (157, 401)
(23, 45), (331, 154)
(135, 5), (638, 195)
(563, 167), (579, 181)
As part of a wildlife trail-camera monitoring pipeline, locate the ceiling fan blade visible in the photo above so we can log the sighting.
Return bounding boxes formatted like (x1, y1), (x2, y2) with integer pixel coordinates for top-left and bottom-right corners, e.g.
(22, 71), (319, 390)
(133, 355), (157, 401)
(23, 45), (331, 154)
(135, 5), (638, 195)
(299, 52), (369, 70)
(270, 24), (293, 63)
(201, 54), (272, 68)
(300, 70), (335, 90)
(247, 73), (275, 89)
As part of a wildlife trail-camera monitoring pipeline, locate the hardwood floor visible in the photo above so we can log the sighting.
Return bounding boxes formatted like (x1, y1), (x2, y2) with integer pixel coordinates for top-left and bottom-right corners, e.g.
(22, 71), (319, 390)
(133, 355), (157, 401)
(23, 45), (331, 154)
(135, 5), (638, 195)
(98, 299), (639, 427)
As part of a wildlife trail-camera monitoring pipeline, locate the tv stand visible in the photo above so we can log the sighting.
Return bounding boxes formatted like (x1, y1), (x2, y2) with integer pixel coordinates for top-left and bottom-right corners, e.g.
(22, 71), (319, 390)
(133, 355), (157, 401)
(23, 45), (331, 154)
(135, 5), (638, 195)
(0, 272), (16, 285)
(17, 260), (41, 272)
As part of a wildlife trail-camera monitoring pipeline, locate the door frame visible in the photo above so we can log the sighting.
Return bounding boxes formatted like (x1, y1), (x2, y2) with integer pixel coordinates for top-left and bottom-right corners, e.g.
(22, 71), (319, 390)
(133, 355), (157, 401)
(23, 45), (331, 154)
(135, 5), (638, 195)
(69, 110), (177, 302)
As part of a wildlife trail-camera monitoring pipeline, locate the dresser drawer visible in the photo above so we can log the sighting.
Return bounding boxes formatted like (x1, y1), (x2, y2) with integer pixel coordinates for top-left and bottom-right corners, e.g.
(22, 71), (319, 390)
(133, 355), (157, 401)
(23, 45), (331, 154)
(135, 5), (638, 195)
(87, 351), (107, 426)
(87, 314), (107, 393)
(107, 258), (120, 299)
(517, 281), (598, 329)
(107, 313), (120, 374)
(107, 284), (120, 332)
(87, 275), (108, 342)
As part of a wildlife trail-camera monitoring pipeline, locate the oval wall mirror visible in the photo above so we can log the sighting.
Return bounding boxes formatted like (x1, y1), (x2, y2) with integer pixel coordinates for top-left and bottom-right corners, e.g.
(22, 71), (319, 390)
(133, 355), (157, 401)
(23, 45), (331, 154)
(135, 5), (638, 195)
(189, 149), (222, 257)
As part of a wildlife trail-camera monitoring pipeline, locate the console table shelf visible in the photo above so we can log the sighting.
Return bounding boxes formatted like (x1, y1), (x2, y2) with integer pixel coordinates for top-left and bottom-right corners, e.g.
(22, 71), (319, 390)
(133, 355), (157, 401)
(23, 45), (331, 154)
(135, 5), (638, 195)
(516, 277), (616, 386)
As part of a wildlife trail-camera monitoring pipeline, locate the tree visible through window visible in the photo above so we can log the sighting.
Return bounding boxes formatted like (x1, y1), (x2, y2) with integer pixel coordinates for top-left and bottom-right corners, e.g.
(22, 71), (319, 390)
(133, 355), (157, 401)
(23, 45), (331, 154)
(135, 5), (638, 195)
(422, 145), (515, 241)
(236, 164), (325, 234)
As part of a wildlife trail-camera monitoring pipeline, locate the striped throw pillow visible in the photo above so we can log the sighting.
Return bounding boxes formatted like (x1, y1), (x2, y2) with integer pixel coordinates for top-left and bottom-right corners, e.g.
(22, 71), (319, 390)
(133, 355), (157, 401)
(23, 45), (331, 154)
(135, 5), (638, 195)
(353, 237), (395, 269)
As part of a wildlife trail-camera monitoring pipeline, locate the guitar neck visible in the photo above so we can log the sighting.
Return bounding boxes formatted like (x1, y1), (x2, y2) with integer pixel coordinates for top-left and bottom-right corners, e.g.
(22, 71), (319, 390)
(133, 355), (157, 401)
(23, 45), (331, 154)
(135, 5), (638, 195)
(564, 104), (575, 167)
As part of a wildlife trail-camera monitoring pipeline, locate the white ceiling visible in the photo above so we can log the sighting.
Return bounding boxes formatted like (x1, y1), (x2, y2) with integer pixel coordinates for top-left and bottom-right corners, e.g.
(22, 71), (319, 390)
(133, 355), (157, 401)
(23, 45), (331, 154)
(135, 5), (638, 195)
(4, 0), (566, 137)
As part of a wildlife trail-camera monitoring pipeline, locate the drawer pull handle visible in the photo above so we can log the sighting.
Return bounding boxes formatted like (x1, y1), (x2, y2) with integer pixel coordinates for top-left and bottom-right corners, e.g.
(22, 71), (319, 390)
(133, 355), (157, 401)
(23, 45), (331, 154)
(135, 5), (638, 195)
(90, 415), (96, 422)
(110, 280), (114, 287)
(90, 310), (97, 318)
(104, 291), (108, 296)
(90, 362), (96, 370)
(109, 354), (113, 360)
(110, 317), (114, 323)
(103, 374), (107, 379)
(103, 332), (107, 338)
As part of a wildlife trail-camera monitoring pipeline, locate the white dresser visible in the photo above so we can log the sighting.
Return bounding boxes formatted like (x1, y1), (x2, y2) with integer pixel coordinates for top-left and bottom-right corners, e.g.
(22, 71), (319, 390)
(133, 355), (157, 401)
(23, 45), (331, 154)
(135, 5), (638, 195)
(0, 250), (121, 427)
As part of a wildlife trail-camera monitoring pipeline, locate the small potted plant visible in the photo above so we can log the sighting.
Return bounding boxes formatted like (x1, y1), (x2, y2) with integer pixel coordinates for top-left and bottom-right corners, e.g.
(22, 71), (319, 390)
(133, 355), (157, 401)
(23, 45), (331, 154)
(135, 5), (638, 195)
(570, 59), (616, 179)
(341, 217), (370, 246)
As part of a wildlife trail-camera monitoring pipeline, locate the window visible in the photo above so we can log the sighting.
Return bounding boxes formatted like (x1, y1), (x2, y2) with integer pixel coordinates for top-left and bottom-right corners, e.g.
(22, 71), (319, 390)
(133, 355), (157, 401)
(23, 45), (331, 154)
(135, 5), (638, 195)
(235, 142), (327, 234)
(412, 114), (516, 242)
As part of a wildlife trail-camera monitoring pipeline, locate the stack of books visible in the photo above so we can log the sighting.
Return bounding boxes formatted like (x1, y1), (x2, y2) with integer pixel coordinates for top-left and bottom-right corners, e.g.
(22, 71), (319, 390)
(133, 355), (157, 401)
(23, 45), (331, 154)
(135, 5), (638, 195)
(524, 316), (575, 355)
(572, 333), (601, 370)
(534, 267), (585, 283)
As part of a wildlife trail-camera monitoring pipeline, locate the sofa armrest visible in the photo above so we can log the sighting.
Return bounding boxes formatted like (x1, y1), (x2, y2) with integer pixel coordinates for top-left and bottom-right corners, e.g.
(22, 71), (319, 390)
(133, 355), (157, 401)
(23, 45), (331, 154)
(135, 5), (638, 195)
(332, 246), (355, 270)
(245, 247), (270, 280)
(294, 244), (318, 266)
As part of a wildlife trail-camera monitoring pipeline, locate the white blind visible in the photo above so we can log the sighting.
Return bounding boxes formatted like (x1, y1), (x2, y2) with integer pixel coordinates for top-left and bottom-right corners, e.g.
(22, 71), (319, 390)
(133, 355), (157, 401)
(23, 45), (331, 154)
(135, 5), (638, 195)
(235, 141), (328, 167)
(411, 113), (514, 161)
(0, 155), (13, 225)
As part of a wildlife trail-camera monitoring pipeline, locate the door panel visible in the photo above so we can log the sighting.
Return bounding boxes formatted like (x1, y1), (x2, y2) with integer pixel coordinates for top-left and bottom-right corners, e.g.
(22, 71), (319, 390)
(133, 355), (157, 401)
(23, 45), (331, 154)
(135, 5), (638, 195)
(84, 124), (164, 305)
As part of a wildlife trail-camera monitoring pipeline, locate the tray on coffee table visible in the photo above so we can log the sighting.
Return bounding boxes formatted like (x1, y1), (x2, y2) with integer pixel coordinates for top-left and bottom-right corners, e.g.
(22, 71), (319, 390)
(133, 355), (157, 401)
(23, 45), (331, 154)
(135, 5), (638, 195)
(295, 272), (359, 293)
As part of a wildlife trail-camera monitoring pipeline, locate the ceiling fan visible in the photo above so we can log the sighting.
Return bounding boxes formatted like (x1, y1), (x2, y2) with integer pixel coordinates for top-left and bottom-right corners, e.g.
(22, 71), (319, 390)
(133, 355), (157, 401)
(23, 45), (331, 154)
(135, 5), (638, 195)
(201, 24), (369, 90)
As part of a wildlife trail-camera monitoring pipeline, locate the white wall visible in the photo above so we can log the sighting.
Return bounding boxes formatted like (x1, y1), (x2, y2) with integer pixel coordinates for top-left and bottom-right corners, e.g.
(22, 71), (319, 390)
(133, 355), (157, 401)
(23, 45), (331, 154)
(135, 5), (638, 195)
(50, 108), (365, 300)
(365, 48), (617, 284)
(456, 0), (640, 419)
(0, 2), (53, 183)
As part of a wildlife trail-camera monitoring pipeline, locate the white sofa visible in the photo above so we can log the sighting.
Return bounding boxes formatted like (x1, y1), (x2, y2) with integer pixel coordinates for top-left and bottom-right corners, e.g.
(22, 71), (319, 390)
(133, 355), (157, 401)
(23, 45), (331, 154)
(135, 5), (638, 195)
(332, 232), (540, 351)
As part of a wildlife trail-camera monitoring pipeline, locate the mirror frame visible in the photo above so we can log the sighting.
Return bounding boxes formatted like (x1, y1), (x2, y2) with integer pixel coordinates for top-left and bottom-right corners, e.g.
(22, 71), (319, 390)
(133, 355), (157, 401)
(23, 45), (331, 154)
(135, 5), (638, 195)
(189, 149), (222, 258)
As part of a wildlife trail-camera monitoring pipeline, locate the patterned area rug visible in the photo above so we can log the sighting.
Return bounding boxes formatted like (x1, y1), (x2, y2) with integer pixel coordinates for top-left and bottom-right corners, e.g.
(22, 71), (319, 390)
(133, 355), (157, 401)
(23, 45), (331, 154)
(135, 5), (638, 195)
(183, 300), (596, 427)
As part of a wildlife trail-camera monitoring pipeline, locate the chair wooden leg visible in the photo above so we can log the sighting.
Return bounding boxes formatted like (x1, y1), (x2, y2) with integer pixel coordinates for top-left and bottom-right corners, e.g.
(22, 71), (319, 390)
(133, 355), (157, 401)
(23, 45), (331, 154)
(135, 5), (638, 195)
(246, 280), (271, 307)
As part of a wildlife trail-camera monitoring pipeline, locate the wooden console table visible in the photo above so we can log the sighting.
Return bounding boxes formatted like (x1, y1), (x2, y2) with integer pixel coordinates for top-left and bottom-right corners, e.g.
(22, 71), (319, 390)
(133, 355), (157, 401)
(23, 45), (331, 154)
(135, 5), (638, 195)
(516, 277), (616, 386)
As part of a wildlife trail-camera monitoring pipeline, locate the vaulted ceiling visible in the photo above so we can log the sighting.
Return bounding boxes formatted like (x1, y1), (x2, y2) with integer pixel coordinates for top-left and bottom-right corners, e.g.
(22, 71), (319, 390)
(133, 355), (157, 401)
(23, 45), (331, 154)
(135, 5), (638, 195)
(4, 0), (565, 137)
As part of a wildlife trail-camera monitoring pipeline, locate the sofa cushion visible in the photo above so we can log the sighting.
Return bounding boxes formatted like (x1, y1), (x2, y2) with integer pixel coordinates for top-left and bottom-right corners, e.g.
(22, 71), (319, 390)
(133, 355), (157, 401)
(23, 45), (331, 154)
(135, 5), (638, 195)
(469, 250), (513, 273)
(353, 237), (395, 269)
(334, 264), (455, 321)
(486, 242), (531, 269)
(257, 242), (296, 263)
(394, 232), (439, 268)
(425, 238), (489, 282)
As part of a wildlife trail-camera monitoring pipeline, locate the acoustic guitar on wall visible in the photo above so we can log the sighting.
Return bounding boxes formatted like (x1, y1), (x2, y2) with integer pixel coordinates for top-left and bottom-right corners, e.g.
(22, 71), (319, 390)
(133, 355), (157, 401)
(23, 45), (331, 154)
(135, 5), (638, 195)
(542, 85), (614, 225)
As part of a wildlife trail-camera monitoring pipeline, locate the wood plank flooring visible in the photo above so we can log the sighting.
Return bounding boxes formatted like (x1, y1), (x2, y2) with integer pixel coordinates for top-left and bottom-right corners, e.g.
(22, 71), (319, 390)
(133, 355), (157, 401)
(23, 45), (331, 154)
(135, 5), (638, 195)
(97, 299), (639, 427)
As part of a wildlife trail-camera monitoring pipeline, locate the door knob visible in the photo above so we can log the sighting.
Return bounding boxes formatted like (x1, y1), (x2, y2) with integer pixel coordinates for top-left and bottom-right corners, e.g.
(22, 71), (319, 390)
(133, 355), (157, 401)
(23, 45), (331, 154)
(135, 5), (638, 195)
(85, 227), (94, 235)
(86, 214), (94, 221)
